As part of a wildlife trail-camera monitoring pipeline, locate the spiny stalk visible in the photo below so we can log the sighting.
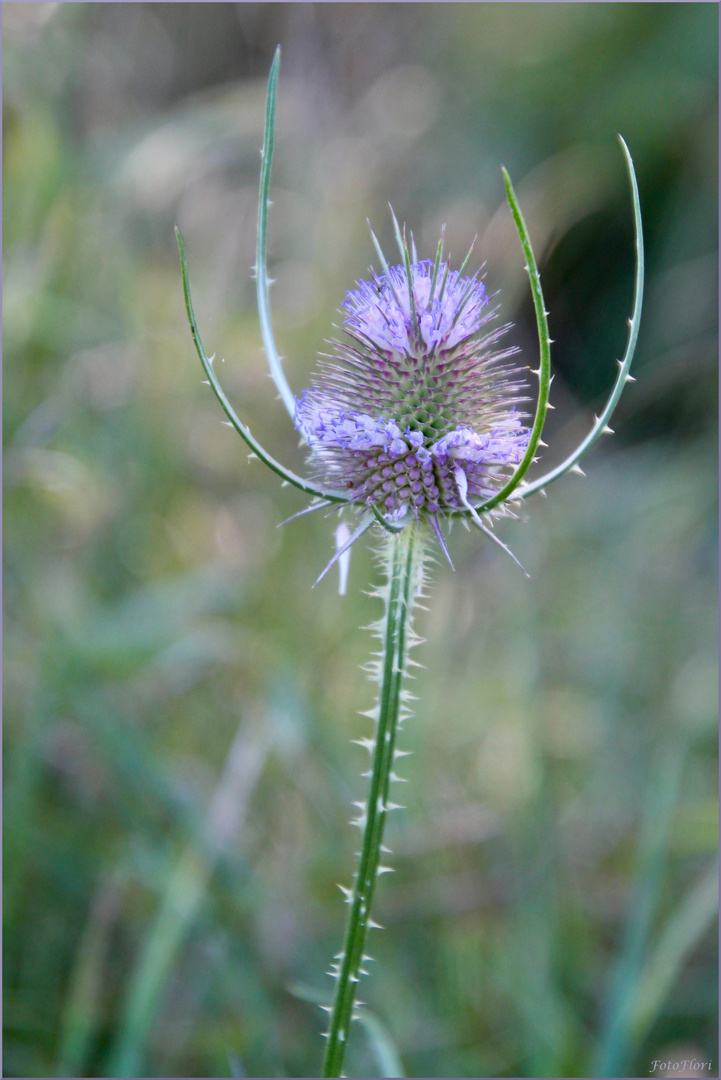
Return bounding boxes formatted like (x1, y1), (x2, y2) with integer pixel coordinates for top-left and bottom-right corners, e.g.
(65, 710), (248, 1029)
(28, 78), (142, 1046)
(322, 526), (426, 1078)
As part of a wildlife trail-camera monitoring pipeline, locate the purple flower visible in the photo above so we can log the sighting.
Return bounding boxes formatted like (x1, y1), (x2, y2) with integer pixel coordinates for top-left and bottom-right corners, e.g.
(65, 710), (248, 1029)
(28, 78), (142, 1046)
(295, 241), (530, 537)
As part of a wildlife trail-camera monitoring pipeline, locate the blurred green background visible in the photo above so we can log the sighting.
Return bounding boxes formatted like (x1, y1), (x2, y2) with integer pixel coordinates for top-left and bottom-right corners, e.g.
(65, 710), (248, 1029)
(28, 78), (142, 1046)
(3, 4), (718, 1078)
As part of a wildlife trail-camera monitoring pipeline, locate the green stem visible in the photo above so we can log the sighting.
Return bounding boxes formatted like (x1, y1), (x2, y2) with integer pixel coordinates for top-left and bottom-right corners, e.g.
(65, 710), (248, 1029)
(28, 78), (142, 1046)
(322, 527), (422, 1078)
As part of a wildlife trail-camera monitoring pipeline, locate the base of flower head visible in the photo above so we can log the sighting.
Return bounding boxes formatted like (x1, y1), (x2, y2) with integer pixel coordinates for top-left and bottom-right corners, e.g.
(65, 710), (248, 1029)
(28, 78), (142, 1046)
(295, 395), (529, 519)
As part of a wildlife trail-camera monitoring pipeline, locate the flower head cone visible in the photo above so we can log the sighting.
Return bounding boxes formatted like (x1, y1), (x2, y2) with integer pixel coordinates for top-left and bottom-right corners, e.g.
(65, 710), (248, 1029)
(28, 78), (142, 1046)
(295, 226), (531, 543)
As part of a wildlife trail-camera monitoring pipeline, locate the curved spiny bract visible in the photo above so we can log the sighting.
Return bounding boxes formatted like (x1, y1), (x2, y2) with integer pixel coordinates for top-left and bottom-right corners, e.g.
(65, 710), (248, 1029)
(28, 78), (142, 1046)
(176, 227), (351, 505)
(516, 135), (644, 500)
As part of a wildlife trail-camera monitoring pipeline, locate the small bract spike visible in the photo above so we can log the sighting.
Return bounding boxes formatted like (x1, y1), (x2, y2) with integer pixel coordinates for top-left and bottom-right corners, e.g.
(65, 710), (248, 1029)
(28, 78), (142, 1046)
(352, 737), (376, 753)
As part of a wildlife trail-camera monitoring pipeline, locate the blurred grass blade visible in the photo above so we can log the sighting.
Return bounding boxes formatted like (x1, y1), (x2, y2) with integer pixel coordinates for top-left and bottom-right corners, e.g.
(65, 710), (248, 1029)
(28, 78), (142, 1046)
(592, 737), (686, 1078)
(355, 1011), (406, 1078)
(227, 1052), (247, 1077)
(107, 722), (270, 1077)
(56, 873), (125, 1077)
(630, 857), (719, 1044)
(519, 135), (644, 499)
(286, 982), (405, 1078)
(256, 46), (296, 419)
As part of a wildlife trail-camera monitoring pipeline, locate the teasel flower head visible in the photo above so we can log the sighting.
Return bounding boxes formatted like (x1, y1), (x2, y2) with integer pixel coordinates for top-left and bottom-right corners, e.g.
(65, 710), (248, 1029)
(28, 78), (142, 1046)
(176, 46), (642, 587)
(295, 229), (530, 549)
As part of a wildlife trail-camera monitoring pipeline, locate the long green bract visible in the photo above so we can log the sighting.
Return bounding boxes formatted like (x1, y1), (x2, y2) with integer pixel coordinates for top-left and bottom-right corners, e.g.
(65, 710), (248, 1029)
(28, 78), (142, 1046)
(256, 46), (296, 420)
(465, 166), (552, 517)
(516, 135), (644, 499)
(176, 226), (350, 505)
(322, 527), (423, 1078)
